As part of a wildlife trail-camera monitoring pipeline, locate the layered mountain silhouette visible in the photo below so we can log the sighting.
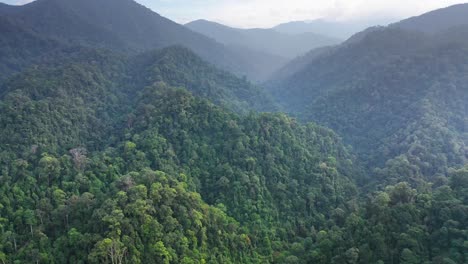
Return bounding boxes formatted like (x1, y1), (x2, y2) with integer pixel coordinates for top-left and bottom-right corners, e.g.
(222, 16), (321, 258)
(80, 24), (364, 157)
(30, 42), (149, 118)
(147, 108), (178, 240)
(393, 3), (468, 34)
(0, 16), (358, 263)
(185, 19), (341, 59)
(267, 5), (468, 185)
(273, 18), (395, 39)
(0, 1), (467, 263)
(0, 0), (285, 81)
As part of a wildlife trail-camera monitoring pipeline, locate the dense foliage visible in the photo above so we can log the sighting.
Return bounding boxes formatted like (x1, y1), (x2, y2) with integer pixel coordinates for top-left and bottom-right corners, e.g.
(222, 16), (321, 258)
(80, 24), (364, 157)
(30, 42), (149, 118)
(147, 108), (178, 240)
(263, 15), (468, 263)
(267, 27), (468, 187)
(285, 168), (468, 264)
(130, 47), (277, 113)
(0, 0), (285, 82)
(0, 0), (467, 263)
(0, 50), (360, 263)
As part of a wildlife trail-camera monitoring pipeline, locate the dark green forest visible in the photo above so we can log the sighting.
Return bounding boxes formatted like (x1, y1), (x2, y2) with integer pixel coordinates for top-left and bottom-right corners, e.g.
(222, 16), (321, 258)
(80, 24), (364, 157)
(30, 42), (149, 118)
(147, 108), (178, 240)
(0, 0), (467, 263)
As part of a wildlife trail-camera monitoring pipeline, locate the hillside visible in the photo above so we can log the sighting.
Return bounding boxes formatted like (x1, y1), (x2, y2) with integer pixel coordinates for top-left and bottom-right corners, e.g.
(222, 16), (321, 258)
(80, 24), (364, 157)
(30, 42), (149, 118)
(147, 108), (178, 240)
(0, 2), (467, 264)
(186, 19), (340, 59)
(1, 49), (466, 263)
(130, 46), (277, 113)
(0, 17), (66, 82)
(0, 0), (284, 81)
(266, 11), (468, 186)
(0, 47), (361, 263)
(393, 3), (468, 34)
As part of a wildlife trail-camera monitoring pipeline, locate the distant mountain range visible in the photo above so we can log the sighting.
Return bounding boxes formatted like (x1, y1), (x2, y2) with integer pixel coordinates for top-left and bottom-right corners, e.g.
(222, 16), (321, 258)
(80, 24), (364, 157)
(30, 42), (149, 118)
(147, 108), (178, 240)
(272, 18), (396, 39)
(0, 0), (467, 263)
(266, 4), (468, 186)
(0, 0), (285, 81)
(185, 19), (341, 59)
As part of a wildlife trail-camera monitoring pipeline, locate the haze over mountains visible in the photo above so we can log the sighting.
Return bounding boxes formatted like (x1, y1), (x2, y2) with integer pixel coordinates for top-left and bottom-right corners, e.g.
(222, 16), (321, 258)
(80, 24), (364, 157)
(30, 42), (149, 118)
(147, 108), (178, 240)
(0, 0), (467, 263)
(267, 4), (468, 186)
(273, 18), (396, 39)
(393, 3), (468, 33)
(186, 19), (341, 59)
(0, 0), (286, 81)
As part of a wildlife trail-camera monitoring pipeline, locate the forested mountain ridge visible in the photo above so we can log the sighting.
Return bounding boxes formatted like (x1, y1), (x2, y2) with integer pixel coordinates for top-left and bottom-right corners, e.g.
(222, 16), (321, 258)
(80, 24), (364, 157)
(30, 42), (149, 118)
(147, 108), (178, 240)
(0, 45), (276, 119)
(0, 1), (467, 263)
(261, 8), (468, 262)
(0, 0), (285, 81)
(266, 7), (468, 186)
(0, 46), (363, 263)
(129, 46), (277, 113)
(393, 3), (468, 34)
(0, 16), (67, 82)
(185, 19), (340, 59)
(270, 3), (468, 90)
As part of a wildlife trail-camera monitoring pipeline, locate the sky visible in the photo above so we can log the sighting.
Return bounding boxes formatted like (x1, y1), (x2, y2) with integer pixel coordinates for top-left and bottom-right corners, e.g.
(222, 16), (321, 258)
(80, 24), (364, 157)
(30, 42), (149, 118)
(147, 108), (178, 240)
(1, 0), (466, 28)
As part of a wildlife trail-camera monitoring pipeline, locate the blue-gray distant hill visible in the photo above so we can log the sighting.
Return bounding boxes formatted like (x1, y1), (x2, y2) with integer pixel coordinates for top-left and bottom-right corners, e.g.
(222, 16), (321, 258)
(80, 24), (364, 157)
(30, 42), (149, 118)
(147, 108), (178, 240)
(273, 18), (395, 39)
(393, 3), (468, 33)
(185, 19), (341, 59)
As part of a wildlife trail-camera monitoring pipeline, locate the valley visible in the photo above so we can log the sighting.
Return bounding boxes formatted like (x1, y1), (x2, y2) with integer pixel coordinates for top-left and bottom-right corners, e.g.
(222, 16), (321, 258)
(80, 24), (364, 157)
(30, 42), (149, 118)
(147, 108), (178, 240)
(0, 0), (466, 263)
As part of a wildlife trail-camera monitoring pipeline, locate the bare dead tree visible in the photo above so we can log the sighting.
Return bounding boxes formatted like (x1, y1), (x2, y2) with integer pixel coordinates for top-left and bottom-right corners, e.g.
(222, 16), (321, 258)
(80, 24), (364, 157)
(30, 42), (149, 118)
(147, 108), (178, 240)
(69, 147), (88, 170)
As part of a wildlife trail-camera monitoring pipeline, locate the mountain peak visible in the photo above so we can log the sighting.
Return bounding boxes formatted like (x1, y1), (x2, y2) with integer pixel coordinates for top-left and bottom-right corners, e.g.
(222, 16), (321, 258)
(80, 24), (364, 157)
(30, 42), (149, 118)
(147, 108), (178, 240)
(0, 0), (288, 82)
(186, 19), (239, 31)
(187, 19), (214, 24)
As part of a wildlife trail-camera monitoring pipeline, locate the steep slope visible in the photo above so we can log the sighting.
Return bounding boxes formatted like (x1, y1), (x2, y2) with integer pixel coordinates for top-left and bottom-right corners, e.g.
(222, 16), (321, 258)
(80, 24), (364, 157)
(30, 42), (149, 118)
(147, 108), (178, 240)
(268, 28), (428, 109)
(130, 46), (277, 113)
(2, 46), (464, 263)
(186, 19), (340, 59)
(224, 44), (288, 81)
(270, 3), (468, 87)
(267, 46), (335, 84)
(0, 49), (129, 154)
(266, 24), (468, 185)
(393, 3), (468, 34)
(0, 2), (16, 14)
(0, 17), (65, 82)
(0, 47), (359, 263)
(186, 20), (245, 46)
(0, 3), (467, 263)
(0, 0), (283, 81)
(0, 62), (262, 261)
(0, 45), (276, 133)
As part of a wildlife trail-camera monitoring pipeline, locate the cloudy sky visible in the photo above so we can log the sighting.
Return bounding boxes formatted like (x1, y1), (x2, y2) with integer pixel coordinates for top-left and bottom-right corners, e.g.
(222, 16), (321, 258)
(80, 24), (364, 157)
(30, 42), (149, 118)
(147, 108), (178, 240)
(1, 0), (466, 28)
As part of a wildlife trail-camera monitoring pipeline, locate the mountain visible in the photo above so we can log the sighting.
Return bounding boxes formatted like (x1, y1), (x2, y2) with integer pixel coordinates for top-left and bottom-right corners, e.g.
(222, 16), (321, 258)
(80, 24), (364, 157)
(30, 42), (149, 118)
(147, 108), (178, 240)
(0, 17), (67, 82)
(129, 46), (277, 113)
(266, 10), (468, 186)
(393, 3), (468, 34)
(0, 2), (16, 13)
(186, 19), (341, 59)
(0, 0), (284, 81)
(0, 2), (467, 264)
(273, 18), (395, 39)
(0, 46), (361, 263)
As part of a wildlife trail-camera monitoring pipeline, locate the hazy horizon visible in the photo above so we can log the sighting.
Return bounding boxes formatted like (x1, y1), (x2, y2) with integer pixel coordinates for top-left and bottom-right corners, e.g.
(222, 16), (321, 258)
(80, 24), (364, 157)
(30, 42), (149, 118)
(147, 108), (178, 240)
(1, 0), (467, 28)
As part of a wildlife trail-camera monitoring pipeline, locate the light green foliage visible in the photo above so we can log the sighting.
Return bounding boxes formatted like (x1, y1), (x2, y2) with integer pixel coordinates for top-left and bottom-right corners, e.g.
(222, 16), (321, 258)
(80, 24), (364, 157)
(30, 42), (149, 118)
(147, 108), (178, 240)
(0, 23), (466, 264)
(0, 52), (357, 263)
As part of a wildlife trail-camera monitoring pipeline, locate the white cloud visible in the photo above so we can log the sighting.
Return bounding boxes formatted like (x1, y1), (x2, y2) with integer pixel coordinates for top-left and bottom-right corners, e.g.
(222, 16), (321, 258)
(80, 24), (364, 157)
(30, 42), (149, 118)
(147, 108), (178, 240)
(0, 0), (33, 5)
(149, 0), (467, 28)
(2, 0), (467, 28)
